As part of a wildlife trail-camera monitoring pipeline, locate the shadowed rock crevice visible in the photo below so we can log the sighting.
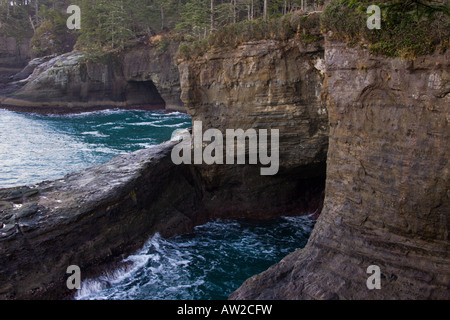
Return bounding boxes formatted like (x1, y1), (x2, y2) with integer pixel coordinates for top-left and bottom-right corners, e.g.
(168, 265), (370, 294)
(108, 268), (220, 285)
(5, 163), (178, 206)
(177, 38), (329, 221)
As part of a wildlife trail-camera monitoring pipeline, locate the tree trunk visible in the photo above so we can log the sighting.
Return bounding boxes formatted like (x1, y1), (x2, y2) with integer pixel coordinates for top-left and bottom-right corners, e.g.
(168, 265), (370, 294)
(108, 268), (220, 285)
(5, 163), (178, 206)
(211, 0), (214, 31)
(263, 0), (267, 21)
(161, 6), (164, 30)
(34, 0), (39, 24)
(28, 15), (36, 32)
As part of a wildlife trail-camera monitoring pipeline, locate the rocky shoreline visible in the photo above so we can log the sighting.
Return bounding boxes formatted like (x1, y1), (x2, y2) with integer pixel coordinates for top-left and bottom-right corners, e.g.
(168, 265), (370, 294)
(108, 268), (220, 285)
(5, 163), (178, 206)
(0, 101), (176, 115)
(0, 22), (448, 300)
(0, 42), (185, 114)
(0, 141), (204, 299)
(0, 140), (325, 300)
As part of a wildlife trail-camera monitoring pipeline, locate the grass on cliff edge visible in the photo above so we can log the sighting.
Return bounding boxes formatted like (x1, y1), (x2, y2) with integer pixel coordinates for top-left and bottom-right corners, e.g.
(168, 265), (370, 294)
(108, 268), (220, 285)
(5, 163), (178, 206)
(177, 12), (323, 61)
(177, 1), (449, 61)
(321, 0), (449, 59)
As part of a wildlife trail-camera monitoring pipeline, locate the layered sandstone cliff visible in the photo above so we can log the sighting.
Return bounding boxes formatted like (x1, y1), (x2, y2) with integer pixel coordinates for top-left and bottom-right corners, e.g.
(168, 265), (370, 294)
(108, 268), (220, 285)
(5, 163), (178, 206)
(0, 37), (330, 300)
(230, 38), (450, 300)
(178, 38), (328, 219)
(0, 36), (31, 96)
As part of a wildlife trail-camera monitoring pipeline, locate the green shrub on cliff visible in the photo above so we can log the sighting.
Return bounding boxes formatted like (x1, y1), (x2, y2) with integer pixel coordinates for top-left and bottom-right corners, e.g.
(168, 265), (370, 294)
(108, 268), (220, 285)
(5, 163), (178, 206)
(321, 0), (449, 58)
(177, 12), (323, 60)
(30, 6), (77, 58)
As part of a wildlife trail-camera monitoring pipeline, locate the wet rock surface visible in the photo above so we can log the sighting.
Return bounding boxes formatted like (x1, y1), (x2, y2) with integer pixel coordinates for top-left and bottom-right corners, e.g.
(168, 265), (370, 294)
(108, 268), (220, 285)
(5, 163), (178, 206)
(1, 33), (448, 301)
(0, 141), (206, 299)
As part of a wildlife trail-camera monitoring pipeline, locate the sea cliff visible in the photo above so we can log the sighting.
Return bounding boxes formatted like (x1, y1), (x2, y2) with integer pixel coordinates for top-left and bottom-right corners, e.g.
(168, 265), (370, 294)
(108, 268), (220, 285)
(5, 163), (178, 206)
(0, 12), (448, 300)
(230, 38), (450, 299)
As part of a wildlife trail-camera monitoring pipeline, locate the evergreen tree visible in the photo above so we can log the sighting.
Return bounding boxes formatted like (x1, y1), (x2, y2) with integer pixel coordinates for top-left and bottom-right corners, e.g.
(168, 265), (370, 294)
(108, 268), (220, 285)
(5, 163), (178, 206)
(175, 0), (209, 38)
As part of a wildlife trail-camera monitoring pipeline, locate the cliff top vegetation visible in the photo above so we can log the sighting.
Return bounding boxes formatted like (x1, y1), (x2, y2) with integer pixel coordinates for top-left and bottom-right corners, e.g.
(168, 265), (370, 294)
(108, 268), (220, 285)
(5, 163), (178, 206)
(321, 0), (449, 59)
(1, 1), (448, 61)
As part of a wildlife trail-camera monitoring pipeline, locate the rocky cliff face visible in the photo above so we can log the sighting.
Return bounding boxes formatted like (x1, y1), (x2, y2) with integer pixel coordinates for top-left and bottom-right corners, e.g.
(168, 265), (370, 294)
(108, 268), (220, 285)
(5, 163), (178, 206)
(123, 42), (183, 111)
(0, 37), (330, 300)
(1, 31), (448, 300)
(230, 38), (450, 300)
(1, 42), (184, 113)
(178, 39), (328, 219)
(0, 36), (31, 95)
(0, 36), (31, 68)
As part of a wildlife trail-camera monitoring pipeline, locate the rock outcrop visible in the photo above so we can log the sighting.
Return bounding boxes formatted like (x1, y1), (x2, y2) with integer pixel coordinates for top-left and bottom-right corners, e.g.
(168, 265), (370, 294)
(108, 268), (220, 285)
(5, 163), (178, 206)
(0, 141), (206, 299)
(230, 39), (450, 300)
(0, 36), (31, 96)
(0, 36), (31, 68)
(1, 42), (184, 113)
(178, 38), (328, 219)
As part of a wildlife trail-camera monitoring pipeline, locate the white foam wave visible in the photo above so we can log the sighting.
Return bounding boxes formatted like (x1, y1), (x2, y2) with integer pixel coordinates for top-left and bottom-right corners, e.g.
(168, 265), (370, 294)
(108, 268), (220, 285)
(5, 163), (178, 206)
(81, 131), (109, 138)
(136, 142), (157, 149)
(76, 237), (159, 300)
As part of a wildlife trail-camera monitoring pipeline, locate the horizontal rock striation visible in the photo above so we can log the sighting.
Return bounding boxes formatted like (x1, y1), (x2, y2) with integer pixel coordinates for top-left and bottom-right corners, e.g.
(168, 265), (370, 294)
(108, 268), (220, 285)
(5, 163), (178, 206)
(230, 39), (450, 300)
(0, 37), (330, 300)
(178, 38), (329, 219)
(2, 29), (447, 301)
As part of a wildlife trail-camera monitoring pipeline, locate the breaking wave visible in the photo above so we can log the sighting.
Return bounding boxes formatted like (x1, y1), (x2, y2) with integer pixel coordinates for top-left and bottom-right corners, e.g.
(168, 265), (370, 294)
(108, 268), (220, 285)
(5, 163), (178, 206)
(76, 215), (316, 300)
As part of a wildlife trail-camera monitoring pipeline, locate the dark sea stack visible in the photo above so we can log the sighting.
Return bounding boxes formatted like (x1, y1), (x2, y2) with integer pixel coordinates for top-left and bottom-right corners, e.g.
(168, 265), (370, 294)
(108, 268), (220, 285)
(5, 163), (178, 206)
(178, 38), (329, 219)
(0, 141), (206, 299)
(230, 39), (450, 300)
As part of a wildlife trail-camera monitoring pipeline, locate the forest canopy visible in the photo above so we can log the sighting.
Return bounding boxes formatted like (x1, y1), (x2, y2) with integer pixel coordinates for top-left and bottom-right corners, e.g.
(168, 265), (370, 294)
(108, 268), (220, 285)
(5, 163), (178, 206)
(0, 1), (448, 58)
(0, 0), (325, 54)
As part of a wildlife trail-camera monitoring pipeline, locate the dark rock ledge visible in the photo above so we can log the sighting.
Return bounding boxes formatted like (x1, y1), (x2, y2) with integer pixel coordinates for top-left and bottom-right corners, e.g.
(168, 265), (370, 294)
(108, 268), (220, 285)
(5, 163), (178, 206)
(0, 141), (207, 299)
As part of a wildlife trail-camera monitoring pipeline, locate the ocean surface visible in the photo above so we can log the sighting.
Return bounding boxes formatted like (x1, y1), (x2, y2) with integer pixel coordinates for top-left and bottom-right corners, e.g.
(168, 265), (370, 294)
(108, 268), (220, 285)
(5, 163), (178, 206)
(0, 108), (315, 300)
(0, 109), (191, 188)
(75, 216), (315, 300)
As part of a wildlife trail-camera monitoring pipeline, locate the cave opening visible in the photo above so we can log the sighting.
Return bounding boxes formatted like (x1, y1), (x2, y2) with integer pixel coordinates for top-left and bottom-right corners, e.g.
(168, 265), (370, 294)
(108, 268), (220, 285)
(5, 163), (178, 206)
(125, 80), (166, 109)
